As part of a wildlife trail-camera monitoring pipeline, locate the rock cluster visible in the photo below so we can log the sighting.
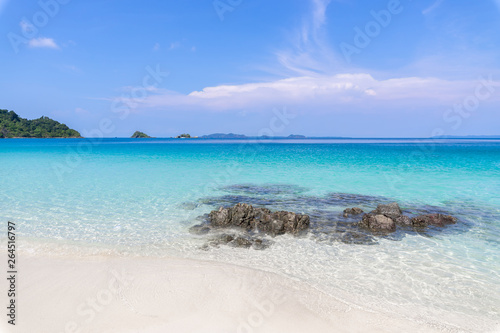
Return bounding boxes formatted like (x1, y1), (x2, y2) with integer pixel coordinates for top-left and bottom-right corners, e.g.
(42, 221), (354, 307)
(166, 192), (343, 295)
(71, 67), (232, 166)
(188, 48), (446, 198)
(359, 202), (457, 232)
(189, 199), (459, 250)
(208, 203), (310, 236)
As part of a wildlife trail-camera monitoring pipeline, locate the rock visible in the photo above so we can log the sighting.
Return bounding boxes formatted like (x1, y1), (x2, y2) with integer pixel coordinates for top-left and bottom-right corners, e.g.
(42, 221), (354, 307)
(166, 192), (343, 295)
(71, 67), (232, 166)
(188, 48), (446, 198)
(208, 203), (309, 236)
(203, 233), (272, 250)
(395, 215), (412, 226)
(209, 206), (232, 228)
(411, 214), (457, 227)
(252, 238), (271, 250)
(229, 236), (253, 248)
(373, 202), (402, 219)
(210, 233), (235, 246)
(343, 207), (364, 217)
(340, 231), (378, 245)
(188, 224), (211, 235)
(360, 214), (396, 232)
(270, 211), (310, 235)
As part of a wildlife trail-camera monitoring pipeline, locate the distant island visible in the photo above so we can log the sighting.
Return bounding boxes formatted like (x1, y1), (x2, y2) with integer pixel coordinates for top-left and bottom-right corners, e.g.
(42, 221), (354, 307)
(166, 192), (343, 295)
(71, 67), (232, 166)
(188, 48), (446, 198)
(200, 133), (247, 139)
(200, 133), (307, 139)
(286, 134), (307, 139)
(175, 133), (198, 138)
(0, 109), (81, 138)
(431, 135), (500, 139)
(131, 131), (152, 138)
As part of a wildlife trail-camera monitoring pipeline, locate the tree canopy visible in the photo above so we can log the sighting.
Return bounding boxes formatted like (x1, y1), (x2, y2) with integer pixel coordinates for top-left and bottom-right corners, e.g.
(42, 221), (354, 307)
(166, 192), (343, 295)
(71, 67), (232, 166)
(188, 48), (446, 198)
(131, 131), (151, 138)
(0, 109), (81, 138)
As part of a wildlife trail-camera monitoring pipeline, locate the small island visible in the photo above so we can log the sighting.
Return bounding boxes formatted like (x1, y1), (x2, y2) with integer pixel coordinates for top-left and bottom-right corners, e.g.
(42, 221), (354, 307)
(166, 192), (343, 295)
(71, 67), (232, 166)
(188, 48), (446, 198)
(200, 133), (247, 139)
(199, 133), (309, 139)
(0, 109), (81, 138)
(131, 131), (152, 138)
(175, 133), (198, 138)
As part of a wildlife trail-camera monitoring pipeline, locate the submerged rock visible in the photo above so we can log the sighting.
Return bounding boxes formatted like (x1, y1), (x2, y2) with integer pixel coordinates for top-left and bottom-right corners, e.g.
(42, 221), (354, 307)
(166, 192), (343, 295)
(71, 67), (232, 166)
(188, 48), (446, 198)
(188, 224), (211, 235)
(220, 184), (307, 196)
(230, 236), (253, 248)
(411, 214), (457, 227)
(343, 207), (364, 217)
(179, 202), (199, 210)
(203, 233), (272, 250)
(324, 193), (392, 206)
(208, 203), (310, 236)
(360, 214), (396, 232)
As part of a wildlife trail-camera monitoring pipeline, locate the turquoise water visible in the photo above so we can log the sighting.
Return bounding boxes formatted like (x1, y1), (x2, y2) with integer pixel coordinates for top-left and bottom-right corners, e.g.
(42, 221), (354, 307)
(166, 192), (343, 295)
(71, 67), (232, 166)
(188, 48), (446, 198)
(1, 138), (500, 330)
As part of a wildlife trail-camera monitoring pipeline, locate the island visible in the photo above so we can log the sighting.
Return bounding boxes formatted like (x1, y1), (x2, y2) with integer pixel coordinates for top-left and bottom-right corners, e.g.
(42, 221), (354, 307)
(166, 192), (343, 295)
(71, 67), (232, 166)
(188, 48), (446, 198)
(431, 135), (500, 139)
(200, 133), (247, 139)
(0, 109), (81, 138)
(199, 133), (309, 139)
(175, 133), (198, 138)
(131, 131), (152, 138)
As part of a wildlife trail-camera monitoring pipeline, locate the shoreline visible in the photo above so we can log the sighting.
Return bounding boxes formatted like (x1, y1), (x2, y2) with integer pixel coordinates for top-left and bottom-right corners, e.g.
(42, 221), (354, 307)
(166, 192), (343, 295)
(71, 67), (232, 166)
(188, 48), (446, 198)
(0, 251), (487, 333)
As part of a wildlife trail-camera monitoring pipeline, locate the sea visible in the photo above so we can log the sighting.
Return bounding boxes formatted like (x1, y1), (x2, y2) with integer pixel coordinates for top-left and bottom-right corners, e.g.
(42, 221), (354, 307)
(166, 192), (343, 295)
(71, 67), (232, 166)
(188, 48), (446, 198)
(1, 138), (499, 331)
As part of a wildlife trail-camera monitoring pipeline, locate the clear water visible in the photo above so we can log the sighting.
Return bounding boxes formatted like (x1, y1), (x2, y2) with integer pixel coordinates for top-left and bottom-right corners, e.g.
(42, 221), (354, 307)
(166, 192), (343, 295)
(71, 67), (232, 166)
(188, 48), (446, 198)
(1, 138), (499, 331)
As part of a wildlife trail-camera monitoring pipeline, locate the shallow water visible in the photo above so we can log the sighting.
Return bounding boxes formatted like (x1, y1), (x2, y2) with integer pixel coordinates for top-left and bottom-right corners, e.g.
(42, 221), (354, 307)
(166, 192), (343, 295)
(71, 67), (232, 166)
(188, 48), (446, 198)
(1, 138), (499, 330)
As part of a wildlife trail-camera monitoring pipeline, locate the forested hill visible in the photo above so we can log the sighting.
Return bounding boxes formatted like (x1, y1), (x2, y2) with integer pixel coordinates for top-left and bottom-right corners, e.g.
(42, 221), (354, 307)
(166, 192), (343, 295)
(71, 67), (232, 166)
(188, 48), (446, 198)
(0, 109), (81, 138)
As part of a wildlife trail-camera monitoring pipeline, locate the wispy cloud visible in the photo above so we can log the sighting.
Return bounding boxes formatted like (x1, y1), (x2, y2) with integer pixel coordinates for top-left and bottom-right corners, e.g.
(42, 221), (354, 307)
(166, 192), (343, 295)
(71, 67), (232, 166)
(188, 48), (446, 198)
(20, 19), (35, 34)
(75, 108), (90, 115)
(28, 37), (59, 49)
(422, 0), (445, 15)
(152, 42), (160, 51)
(0, 0), (9, 15)
(169, 41), (181, 50)
(58, 64), (82, 74)
(275, 0), (338, 76)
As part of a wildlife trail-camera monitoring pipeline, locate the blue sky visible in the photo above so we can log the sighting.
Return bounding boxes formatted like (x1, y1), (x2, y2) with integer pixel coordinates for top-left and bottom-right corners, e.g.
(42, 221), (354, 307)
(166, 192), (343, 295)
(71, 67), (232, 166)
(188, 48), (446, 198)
(1, 0), (499, 137)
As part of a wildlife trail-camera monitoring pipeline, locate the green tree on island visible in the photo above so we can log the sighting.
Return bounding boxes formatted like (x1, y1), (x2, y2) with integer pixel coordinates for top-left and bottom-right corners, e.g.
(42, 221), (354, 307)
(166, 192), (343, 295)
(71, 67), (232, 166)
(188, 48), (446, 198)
(0, 109), (81, 138)
(131, 131), (152, 138)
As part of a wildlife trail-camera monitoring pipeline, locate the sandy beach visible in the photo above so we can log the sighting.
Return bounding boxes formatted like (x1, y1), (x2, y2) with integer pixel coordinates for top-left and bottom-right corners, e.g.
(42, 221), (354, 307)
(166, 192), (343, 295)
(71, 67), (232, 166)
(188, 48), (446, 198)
(0, 253), (458, 333)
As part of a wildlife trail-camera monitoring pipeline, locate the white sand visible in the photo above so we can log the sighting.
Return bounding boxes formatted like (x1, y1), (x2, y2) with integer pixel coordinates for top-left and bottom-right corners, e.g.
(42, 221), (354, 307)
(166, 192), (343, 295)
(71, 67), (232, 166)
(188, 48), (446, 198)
(0, 254), (458, 333)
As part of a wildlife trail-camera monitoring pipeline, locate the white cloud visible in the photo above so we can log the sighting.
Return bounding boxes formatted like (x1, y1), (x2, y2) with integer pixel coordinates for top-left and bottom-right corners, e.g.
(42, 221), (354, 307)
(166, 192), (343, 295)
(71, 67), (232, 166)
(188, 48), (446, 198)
(28, 37), (59, 49)
(153, 42), (160, 51)
(121, 74), (499, 113)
